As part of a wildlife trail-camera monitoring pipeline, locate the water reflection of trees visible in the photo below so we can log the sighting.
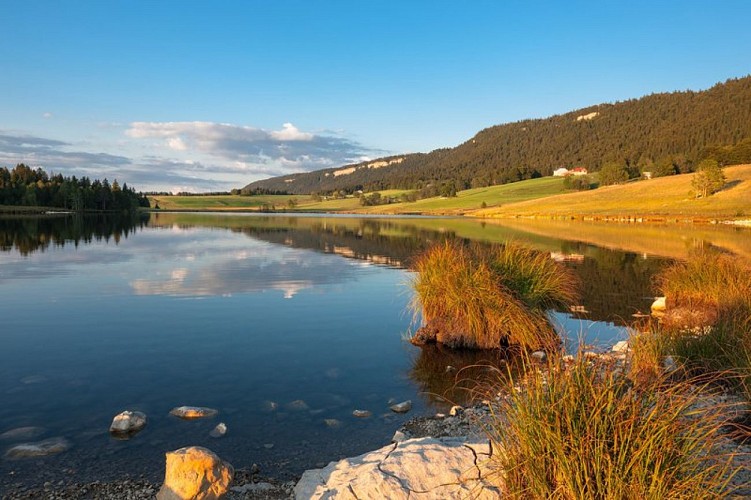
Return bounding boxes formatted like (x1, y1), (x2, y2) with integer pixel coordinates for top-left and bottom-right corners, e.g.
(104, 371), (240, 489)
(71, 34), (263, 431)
(0, 213), (150, 256)
(558, 243), (669, 322)
(234, 219), (447, 268)
(409, 344), (520, 408)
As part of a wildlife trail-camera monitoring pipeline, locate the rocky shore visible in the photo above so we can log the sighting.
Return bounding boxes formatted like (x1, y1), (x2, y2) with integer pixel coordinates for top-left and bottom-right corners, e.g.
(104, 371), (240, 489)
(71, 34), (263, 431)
(3, 394), (750, 499)
(1, 404), (491, 499)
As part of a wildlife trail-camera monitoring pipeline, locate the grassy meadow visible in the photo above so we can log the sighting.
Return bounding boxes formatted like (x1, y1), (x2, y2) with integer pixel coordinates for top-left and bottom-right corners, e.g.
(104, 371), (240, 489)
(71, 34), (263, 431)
(148, 165), (751, 221)
(475, 164), (751, 220)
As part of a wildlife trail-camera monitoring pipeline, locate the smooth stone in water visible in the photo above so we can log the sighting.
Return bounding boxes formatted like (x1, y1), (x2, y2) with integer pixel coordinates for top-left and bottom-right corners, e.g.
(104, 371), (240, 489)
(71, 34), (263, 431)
(285, 400), (309, 411)
(389, 400), (412, 413)
(352, 410), (372, 418)
(109, 411), (147, 438)
(156, 446), (233, 500)
(169, 406), (218, 419)
(209, 422), (227, 438)
(324, 419), (342, 428)
(0, 426), (45, 441)
(4, 437), (70, 459)
(261, 400), (278, 412)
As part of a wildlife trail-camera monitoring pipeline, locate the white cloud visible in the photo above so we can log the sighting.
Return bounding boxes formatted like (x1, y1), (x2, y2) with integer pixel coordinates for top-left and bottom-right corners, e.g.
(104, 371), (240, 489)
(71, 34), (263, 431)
(269, 122), (313, 141)
(124, 121), (371, 170)
(167, 137), (187, 151)
(42, 112), (53, 119)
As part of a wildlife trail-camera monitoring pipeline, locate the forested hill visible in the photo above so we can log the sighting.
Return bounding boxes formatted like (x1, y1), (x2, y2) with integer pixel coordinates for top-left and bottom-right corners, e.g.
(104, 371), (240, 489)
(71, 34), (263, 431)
(243, 76), (751, 195)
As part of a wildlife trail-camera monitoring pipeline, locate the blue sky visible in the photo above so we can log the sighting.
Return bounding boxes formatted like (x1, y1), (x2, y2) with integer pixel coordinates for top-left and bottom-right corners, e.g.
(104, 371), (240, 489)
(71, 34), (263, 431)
(1, 1), (750, 192)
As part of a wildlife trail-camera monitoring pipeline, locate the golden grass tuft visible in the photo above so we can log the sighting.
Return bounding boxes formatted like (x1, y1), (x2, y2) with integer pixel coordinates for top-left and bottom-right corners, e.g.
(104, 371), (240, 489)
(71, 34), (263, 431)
(410, 241), (578, 350)
(488, 356), (738, 499)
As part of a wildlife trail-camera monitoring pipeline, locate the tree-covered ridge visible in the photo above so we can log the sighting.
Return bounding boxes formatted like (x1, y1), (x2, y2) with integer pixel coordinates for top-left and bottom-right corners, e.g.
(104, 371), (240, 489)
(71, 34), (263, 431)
(244, 76), (751, 195)
(0, 164), (150, 211)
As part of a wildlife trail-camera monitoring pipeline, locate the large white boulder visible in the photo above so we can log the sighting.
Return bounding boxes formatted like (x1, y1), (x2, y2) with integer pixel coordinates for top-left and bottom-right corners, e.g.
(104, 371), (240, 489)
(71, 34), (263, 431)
(156, 446), (233, 500)
(294, 437), (502, 499)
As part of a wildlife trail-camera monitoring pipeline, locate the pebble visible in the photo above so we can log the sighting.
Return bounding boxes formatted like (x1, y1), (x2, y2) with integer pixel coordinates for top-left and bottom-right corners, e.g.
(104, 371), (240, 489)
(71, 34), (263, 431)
(390, 400), (412, 413)
(352, 410), (372, 418)
(209, 422), (227, 438)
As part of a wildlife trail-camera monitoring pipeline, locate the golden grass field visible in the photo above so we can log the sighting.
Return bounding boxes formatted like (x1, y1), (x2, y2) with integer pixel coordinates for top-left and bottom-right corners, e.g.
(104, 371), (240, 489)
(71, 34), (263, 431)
(474, 164), (751, 220)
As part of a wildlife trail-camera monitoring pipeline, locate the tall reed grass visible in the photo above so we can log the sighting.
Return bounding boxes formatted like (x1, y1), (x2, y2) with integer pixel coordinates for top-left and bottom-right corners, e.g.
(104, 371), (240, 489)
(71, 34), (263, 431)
(643, 252), (751, 398)
(410, 241), (578, 350)
(488, 356), (737, 499)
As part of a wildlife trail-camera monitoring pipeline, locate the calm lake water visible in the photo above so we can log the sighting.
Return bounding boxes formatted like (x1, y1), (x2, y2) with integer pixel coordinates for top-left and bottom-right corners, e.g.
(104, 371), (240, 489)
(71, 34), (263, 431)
(1, 212), (749, 489)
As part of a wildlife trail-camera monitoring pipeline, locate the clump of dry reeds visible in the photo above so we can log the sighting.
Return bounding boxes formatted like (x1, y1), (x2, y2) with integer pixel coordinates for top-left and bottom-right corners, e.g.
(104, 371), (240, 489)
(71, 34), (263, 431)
(410, 241), (578, 350)
(488, 355), (738, 499)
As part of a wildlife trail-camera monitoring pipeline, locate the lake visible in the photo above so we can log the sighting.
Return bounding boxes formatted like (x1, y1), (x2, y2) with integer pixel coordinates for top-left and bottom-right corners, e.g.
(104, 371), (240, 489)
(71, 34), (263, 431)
(1, 212), (749, 490)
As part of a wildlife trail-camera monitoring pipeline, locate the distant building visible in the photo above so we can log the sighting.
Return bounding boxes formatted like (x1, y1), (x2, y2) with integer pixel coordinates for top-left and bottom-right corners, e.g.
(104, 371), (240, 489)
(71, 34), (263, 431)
(553, 167), (588, 177)
(571, 167), (588, 176)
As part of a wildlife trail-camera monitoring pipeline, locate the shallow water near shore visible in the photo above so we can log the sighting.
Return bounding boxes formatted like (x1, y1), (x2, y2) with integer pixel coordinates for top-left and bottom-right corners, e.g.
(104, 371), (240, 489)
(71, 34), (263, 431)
(1, 212), (746, 491)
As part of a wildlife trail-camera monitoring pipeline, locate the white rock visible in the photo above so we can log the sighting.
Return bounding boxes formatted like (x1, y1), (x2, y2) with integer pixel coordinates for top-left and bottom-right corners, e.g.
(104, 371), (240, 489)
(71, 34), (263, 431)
(209, 422), (227, 438)
(611, 340), (629, 353)
(294, 437), (501, 499)
(389, 400), (412, 413)
(109, 411), (147, 438)
(531, 351), (547, 361)
(352, 410), (372, 418)
(651, 296), (667, 312)
(4, 437), (70, 459)
(169, 406), (218, 419)
(156, 446), (233, 500)
(391, 430), (407, 443)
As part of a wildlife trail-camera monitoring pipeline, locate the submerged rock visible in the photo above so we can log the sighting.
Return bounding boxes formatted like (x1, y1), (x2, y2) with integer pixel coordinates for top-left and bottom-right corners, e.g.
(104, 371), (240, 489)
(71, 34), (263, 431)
(285, 399), (310, 411)
(352, 410), (372, 418)
(109, 411), (147, 439)
(261, 400), (279, 412)
(209, 423), (227, 438)
(0, 426), (45, 441)
(156, 446), (233, 500)
(169, 406), (218, 419)
(390, 400), (412, 414)
(4, 437), (70, 459)
(324, 419), (342, 428)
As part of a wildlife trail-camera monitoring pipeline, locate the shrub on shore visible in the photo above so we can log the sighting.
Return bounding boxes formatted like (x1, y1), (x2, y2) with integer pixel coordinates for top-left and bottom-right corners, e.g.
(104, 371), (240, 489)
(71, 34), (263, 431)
(488, 356), (736, 498)
(637, 252), (751, 398)
(410, 241), (578, 350)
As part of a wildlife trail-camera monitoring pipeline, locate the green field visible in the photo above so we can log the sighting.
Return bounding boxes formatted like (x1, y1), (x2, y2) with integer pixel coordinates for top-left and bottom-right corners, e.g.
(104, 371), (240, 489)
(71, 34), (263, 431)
(361, 177), (567, 214)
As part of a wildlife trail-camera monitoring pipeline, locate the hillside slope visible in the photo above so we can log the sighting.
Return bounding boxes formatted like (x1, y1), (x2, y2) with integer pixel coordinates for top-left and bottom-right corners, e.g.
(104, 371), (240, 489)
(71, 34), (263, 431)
(473, 165), (751, 220)
(245, 76), (751, 195)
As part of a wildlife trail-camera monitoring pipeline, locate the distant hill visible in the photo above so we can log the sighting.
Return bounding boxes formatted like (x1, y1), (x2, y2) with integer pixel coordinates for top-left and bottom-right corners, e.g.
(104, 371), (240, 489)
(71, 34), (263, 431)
(244, 76), (751, 195)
